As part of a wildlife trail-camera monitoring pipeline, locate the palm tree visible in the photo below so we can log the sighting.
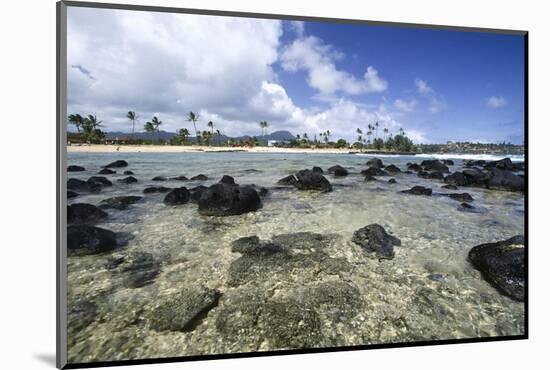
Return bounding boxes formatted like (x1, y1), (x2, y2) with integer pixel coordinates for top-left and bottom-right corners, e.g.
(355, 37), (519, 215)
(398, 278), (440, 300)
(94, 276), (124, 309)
(144, 121), (155, 144)
(375, 121), (379, 140)
(68, 114), (84, 134)
(356, 128), (363, 143)
(326, 130), (331, 142)
(126, 111), (138, 139)
(383, 127), (389, 141)
(259, 121), (268, 139)
(149, 116), (162, 143)
(216, 129), (221, 145)
(303, 133), (308, 142)
(178, 128), (190, 144)
(207, 121), (214, 145)
(186, 111), (200, 144)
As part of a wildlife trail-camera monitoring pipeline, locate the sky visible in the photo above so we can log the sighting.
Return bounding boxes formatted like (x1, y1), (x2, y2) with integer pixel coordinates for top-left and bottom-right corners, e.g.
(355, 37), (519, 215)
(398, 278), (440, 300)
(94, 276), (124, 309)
(67, 7), (525, 144)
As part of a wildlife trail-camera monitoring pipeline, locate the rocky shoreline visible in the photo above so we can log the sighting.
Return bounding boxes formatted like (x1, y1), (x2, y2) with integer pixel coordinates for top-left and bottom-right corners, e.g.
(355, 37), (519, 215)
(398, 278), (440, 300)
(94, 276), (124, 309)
(65, 155), (525, 362)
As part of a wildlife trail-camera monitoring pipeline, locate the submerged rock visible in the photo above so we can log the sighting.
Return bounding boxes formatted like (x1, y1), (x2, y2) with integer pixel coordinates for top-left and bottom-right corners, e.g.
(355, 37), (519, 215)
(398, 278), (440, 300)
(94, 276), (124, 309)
(152, 176), (167, 181)
(219, 175), (235, 184)
(361, 167), (388, 177)
(448, 193), (474, 203)
(103, 160), (128, 168)
(468, 235), (525, 301)
(457, 203), (486, 214)
(327, 165), (349, 177)
(67, 203), (107, 224)
(98, 196), (142, 210)
(384, 164), (401, 174)
(123, 170), (134, 175)
(67, 225), (118, 256)
(172, 175), (188, 181)
(441, 184), (458, 190)
(143, 186), (171, 194)
(352, 224), (401, 259)
(118, 252), (161, 288)
(191, 174), (208, 181)
(198, 183), (262, 216)
(421, 159), (449, 173)
(98, 168), (116, 175)
(149, 287), (221, 332)
(401, 186), (432, 196)
(117, 176), (138, 184)
(87, 176), (113, 188)
(67, 190), (79, 199)
(366, 158), (384, 169)
(163, 187), (190, 205)
(67, 178), (100, 193)
(407, 163), (422, 172)
(388, 178), (397, 184)
(444, 172), (468, 186)
(67, 165), (85, 172)
(294, 169), (332, 192)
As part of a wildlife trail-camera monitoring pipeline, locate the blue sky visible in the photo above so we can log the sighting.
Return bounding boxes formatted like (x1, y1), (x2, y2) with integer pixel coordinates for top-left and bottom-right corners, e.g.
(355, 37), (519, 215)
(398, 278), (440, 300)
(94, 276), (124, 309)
(67, 7), (525, 143)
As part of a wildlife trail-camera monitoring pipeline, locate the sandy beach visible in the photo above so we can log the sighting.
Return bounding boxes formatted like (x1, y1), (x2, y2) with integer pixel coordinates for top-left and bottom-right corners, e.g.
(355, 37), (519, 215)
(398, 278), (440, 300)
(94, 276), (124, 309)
(67, 144), (360, 154)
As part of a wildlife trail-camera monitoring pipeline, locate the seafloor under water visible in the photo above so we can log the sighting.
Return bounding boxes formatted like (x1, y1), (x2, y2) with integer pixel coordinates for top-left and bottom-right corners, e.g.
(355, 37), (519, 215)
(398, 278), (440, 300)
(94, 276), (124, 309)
(65, 152), (525, 363)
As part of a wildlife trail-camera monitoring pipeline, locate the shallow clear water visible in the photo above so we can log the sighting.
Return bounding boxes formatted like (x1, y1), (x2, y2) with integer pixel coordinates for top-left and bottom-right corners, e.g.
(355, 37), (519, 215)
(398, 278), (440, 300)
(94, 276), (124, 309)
(66, 152), (525, 363)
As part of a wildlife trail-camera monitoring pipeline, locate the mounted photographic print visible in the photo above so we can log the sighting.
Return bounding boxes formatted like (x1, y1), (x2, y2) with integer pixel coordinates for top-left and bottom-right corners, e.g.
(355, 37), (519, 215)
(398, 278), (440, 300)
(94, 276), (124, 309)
(57, 1), (527, 368)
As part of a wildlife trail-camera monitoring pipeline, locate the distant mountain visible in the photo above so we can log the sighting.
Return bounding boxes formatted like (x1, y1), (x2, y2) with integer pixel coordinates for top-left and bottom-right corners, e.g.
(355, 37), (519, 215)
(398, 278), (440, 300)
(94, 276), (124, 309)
(103, 129), (296, 142)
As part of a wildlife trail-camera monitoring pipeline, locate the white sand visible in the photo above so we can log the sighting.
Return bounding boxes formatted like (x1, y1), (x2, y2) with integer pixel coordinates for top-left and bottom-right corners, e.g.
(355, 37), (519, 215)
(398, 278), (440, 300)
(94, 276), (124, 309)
(66, 144), (364, 154)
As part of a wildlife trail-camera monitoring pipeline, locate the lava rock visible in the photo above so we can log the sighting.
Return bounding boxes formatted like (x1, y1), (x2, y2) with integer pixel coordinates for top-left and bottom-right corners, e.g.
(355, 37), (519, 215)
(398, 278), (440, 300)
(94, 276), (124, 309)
(67, 225), (118, 256)
(486, 168), (524, 192)
(117, 176), (138, 184)
(462, 168), (491, 186)
(67, 190), (79, 199)
(67, 203), (108, 224)
(103, 160), (128, 168)
(143, 186), (171, 194)
(191, 174), (208, 181)
(428, 171), (444, 180)
(441, 184), (458, 190)
(152, 176), (167, 181)
(198, 183), (262, 216)
(220, 175), (235, 184)
(388, 178), (397, 184)
(361, 167), (388, 177)
(407, 163), (423, 172)
(364, 175), (377, 182)
(119, 252), (161, 288)
(67, 178), (100, 192)
(448, 193), (474, 203)
(87, 176), (113, 188)
(164, 187), (190, 205)
(468, 235), (525, 301)
(67, 165), (85, 172)
(277, 175), (297, 186)
(98, 168), (116, 175)
(123, 170), (134, 175)
(366, 158), (384, 169)
(401, 186), (432, 196)
(384, 164), (401, 174)
(293, 169), (333, 192)
(190, 185), (207, 203)
(421, 159), (449, 173)
(442, 159), (454, 166)
(311, 166), (324, 174)
(149, 287), (221, 332)
(98, 196), (142, 210)
(444, 172), (468, 186)
(352, 224), (401, 259)
(172, 175), (188, 181)
(327, 165), (349, 177)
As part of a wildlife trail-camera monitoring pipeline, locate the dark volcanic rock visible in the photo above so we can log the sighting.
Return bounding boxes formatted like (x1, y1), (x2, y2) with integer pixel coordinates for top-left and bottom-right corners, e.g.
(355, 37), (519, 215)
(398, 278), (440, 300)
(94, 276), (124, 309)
(441, 184), (458, 190)
(294, 169), (333, 192)
(388, 178), (397, 184)
(442, 159), (454, 166)
(143, 186), (171, 194)
(67, 190), (79, 199)
(485, 158), (514, 171)
(123, 170), (134, 175)
(361, 167), (388, 177)
(119, 252), (161, 288)
(117, 176), (138, 184)
(277, 175), (297, 186)
(407, 163), (422, 172)
(428, 171), (444, 180)
(468, 235), (525, 301)
(152, 176), (167, 181)
(68, 203), (108, 224)
(172, 175), (188, 181)
(198, 183), (262, 216)
(67, 225), (118, 256)
(384, 164), (401, 174)
(190, 186), (207, 203)
(352, 224), (401, 259)
(67, 178), (100, 193)
(364, 175), (377, 182)
(87, 176), (113, 188)
(98, 196), (142, 210)
(486, 168), (524, 192)
(67, 165), (85, 172)
(311, 166), (324, 174)
(421, 159), (449, 173)
(191, 174), (208, 181)
(366, 158), (384, 169)
(103, 160), (128, 168)
(457, 203), (487, 214)
(327, 165), (349, 177)
(98, 168), (116, 175)
(448, 193), (474, 203)
(462, 168), (491, 186)
(401, 186), (432, 196)
(231, 236), (286, 256)
(164, 187), (190, 205)
(417, 170), (430, 179)
(149, 287), (221, 332)
(219, 175), (235, 184)
(444, 172), (468, 186)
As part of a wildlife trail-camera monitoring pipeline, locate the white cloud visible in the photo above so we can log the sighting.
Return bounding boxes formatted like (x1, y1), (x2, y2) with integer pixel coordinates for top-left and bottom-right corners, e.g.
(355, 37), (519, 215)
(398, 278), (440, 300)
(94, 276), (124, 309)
(393, 98), (417, 112)
(289, 21), (305, 37)
(414, 78), (446, 114)
(487, 96), (507, 108)
(280, 36), (387, 96)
